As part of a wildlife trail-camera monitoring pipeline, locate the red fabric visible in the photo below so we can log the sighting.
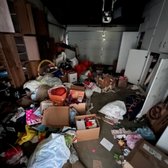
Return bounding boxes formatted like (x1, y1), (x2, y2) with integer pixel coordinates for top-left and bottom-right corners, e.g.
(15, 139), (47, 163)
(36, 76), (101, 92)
(74, 60), (92, 76)
(51, 87), (66, 96)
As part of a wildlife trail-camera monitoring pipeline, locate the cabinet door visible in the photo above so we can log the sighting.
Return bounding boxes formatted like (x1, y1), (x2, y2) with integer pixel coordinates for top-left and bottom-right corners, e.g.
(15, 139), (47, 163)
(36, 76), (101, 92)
(147, 0), (163, 30)
(33, 9), (48, 36)
(14, 0), (35, 34)
(23, 36), (40, 61)
(0, 0), (15, 32)
(116, 32), (138, 73)
(140, 0), (164, 50)
(137, 59), (168, 118)
(159, 29), (168, 53)
(124, 49), (148, 85)
(141, 29), (154, 50)
(150, 0), (168, 53)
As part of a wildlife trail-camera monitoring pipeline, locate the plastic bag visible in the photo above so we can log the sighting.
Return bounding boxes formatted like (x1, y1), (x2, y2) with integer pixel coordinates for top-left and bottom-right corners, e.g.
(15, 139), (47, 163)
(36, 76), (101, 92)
(27, 133), (70, 168)
(126, 133), (142, 149)
(69, 145), (79, 164)
(0, 145), (27, 166)
(99, 101), (126, 120)
(135, 127), (156, 141)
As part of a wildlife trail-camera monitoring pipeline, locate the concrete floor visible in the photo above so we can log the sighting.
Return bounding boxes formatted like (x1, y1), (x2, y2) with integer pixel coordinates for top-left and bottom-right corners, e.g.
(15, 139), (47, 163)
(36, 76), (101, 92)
(74, 120), (122, 168)
(70, 88), (139, 168)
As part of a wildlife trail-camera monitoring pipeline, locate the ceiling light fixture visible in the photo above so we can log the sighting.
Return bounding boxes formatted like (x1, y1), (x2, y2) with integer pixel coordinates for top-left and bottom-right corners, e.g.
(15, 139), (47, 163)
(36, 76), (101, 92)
(102, 11), (112, 23)
(102, 0), (117, 24)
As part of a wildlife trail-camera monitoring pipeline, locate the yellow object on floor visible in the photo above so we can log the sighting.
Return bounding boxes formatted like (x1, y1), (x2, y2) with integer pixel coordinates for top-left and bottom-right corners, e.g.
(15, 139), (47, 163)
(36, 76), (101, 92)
(17, 125), (37, 145)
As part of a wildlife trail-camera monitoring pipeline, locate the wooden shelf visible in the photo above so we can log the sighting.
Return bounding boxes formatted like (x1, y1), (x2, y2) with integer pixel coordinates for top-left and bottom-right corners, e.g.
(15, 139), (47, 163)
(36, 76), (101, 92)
(16, 44), (25, 46)
(18, 52), (27, 55)
(0, 65), (5, 70)
(10, 13), (16, 16)
(0, 34), (26, 88)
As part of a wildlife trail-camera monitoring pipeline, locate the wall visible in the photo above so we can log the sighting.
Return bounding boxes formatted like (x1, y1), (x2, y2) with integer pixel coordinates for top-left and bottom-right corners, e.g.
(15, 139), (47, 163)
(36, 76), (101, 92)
(27, 0), (66, 42)
(47, 11), (66, 42)
(67, 26), (138, 65)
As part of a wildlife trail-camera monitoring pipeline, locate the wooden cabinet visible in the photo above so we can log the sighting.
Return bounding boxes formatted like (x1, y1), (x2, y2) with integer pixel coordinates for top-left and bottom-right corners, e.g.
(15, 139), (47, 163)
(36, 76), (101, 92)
(14, 35), (40, 79)
(14, 35), (28, 63)
(32, 9), (48, 36)
(13, 0), (36, 34)
(23, 36), (40, 79)
(0, 0), (50, 87)
(0, 34), (26, 88)
(150, 0), (168, 53)
(0, 33), (41, 87)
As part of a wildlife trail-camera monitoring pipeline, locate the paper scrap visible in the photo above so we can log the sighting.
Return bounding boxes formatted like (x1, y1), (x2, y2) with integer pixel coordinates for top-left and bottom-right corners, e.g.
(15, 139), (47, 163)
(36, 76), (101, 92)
(100, 138), (113, 151)
(76, 120), (86, 130)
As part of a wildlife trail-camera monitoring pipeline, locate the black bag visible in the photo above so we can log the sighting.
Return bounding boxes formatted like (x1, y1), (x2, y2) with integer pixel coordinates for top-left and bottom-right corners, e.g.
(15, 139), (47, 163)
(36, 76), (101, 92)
(125, 94), (145, 120)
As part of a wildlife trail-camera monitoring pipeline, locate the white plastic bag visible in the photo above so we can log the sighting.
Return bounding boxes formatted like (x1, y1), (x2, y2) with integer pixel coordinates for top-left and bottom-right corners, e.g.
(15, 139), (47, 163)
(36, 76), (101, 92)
(27, 133), (70, 168)
(99, 101), (126, 120)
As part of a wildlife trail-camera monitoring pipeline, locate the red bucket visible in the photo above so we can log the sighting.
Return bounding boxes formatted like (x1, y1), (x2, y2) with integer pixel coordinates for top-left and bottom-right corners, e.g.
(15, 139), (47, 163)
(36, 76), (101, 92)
(48, 86), (67, 105)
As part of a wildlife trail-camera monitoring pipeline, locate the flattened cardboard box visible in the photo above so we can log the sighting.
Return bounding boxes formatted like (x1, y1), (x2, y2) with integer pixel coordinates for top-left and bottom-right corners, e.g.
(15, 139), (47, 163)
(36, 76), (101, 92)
(75, 114), (100, 142)
(42, 106), (69, 128)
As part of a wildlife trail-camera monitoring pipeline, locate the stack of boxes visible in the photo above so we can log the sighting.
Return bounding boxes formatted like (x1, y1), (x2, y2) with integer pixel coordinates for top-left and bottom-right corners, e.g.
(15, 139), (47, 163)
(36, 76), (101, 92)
(41, 85), (100, 142)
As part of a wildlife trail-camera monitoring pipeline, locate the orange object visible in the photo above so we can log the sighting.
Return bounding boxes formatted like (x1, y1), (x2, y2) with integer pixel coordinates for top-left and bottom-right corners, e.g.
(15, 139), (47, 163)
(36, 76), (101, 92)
(48, 86), (67, 105)
(70, 85), (85, 102)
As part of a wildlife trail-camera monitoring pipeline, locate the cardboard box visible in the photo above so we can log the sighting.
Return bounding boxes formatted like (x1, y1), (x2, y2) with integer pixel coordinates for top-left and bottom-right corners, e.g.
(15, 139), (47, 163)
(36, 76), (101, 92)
(70, 85), (85, 102)
(70, 102), (86, 115)
(68, 72), (77, 83)
(127, 140), (168, 168)
(40, 100), (53, 113)
(75, 114), (100, 142)
(42, 106), (69, 128)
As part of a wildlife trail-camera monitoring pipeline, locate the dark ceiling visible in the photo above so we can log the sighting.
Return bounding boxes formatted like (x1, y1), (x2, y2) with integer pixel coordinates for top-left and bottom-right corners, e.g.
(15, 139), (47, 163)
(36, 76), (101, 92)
(41, 0), (149, 26)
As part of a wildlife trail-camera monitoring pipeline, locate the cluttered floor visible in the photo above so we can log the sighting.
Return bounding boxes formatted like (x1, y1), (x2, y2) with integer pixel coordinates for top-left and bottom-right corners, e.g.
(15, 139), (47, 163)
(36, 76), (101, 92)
(64, 89), (149, 168)
(0, 61), (167, 168)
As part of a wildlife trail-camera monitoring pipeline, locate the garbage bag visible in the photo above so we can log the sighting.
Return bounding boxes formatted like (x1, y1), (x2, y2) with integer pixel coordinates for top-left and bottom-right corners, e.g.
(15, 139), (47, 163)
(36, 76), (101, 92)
(99, 101), (126, 120)
(27, 133), (70, 168)
(135, 127), (156, 141)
